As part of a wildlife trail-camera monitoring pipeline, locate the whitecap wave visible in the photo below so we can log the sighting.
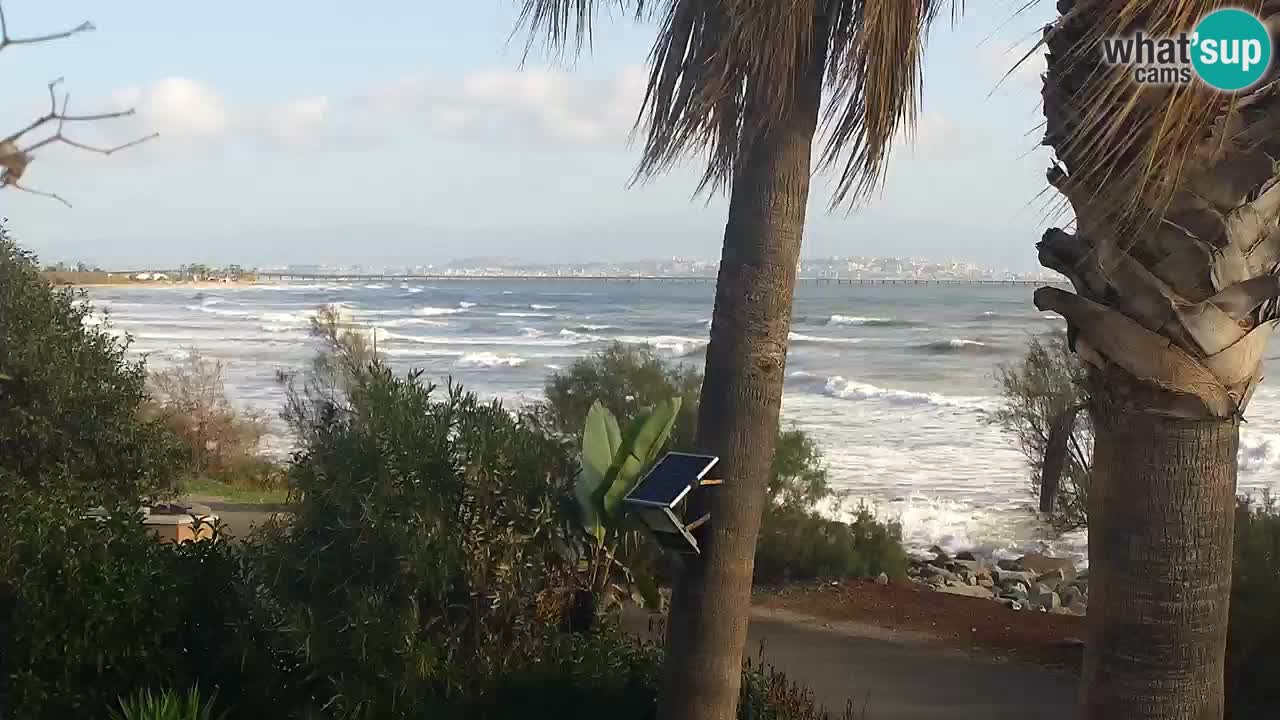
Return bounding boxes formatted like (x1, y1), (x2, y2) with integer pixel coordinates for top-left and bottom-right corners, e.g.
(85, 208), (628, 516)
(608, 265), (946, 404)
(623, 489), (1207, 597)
(498, 311), (553, 318)
(918, 338), (999, 354)
(573, 324), (618, 332)
(415, 306), (466, 317)
(364, 284), (387, 290)
(827, 315), (912, 327)
(530, 303), (557, 310)
(821, 375), (993, 410)
(788, 332), (864, 346)
(456, 352), (527, 368)
(372, 317), (448, 328)
(459, 301), (478, 309)
(615, 335), (708, 356)
(520, 327), (545, 338)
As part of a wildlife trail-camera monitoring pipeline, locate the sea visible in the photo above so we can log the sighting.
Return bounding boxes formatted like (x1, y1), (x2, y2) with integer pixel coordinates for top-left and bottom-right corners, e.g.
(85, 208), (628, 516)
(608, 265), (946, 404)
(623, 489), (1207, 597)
(83, 280), (1280, 565)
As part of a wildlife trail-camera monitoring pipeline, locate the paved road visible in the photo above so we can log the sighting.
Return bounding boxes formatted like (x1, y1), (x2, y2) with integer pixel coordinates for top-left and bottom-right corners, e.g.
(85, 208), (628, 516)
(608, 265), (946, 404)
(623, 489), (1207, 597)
(739, 610), (1078, 719)
(212, 503), (1079, 719)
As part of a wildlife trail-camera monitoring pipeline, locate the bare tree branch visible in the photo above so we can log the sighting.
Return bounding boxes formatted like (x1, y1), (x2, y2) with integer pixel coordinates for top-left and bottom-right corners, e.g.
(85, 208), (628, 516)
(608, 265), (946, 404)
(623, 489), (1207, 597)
(8, 182), (72, 208)
(0, 2), (94, 54)
(0, 4), (157, 205)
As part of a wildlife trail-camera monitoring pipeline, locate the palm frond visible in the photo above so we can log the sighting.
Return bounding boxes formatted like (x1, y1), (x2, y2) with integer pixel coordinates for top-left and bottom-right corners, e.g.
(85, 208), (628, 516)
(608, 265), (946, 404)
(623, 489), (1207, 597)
(520, 0), (957, 206)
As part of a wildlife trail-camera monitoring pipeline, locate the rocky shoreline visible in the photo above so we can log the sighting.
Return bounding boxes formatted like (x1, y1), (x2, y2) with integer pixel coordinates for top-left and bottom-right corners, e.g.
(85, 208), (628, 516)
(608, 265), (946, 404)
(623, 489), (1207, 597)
(899, 547), (1088, 616)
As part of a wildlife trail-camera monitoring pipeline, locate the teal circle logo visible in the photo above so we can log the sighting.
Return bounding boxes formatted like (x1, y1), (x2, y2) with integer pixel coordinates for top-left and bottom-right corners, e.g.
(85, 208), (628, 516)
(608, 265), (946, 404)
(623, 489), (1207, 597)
(1192, 9), (1272, 91)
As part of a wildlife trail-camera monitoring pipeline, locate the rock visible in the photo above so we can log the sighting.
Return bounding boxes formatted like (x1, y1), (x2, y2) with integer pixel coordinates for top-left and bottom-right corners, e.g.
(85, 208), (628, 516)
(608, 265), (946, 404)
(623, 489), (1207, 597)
(966, 574), (977, 586)
(875, 572), (889, 586)
(923, 564), (956, 583)
(1018, 552), (1076, 577)
(939, 584), (994, 599)
(1000, 581), (1028, 596)
(955, 551), (978, 561)
(992, 568), (1037, 586)
(953, 559), (982, 573)
(996, 558), (1023, 571)
(977, 576), (994, 589)
(1061, 586), (1080, 607)
(998, 598), (1024, 611)
(928, 545), (951, 563)
(1068, 598), (1088, 616)
(1001, 587), (1029, 603)
(1033, 589), (1062, 611)
(1037, 568), (1067, 583)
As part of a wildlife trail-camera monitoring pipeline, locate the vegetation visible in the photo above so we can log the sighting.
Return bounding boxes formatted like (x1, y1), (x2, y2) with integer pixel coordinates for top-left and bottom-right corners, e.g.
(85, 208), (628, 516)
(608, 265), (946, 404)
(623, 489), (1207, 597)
(992, 336), (1091, 531)
(147, 351), (280, 493)
(0, 225), (184, 513)
(111, 686), (226, 720)
(3, 234), (860, 719)
(542, 344), (907, 583)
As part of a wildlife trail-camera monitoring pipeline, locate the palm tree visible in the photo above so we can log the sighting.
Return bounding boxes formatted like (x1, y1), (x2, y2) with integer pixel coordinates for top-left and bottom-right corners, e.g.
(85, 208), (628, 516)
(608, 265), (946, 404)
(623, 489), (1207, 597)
(1035, 1), (1280, 716)
(519, 2), (950, 718)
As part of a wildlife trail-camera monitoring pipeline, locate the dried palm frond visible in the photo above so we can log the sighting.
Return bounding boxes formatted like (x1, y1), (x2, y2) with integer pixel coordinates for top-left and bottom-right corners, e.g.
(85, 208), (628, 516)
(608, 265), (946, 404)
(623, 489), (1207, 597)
(519, 0), (957, 205)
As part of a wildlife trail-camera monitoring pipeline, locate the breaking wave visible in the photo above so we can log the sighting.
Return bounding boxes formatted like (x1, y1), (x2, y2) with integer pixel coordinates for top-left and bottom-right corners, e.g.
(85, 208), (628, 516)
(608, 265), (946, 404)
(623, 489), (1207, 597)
(918, 338), (1001, 354)
(788, 332), (865, 346)
(456, 352), (527, 369)
(827, 315), (916, 327)
(810, 374), (994, 410)
(415, 306), (467, 317)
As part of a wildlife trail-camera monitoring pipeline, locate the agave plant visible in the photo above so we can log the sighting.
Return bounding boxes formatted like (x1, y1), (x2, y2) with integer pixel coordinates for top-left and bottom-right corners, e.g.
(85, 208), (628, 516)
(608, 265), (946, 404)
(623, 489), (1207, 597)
(110, 687), (225, 720)
(570, 398), (681, 622)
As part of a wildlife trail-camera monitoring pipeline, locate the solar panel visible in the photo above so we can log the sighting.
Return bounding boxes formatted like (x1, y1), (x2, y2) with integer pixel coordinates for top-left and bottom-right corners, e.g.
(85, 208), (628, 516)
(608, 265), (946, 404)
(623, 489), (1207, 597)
(625, 453), (719, 507)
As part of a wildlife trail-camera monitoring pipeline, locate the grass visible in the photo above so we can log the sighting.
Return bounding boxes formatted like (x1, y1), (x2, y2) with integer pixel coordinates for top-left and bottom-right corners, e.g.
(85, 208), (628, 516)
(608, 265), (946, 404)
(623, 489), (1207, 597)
(179, 476), (289, 505)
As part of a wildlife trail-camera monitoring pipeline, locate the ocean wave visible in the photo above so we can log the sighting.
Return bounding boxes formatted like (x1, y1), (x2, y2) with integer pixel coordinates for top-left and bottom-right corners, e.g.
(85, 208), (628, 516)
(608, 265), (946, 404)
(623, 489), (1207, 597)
(456, 352), (527, 369)
(364, 284), (388, 290)
(415, 306), (467, 317)
(827, 315), (915, 327)
(788, 332), (864, 346)
(459, 301), (478, 309)
(820, 375), (993, 410)
(373, 317), (448, 328)
(520, 327), (545, 338)
(498, 311), (553, 318)
(615, 335), (709, 356)
(529, 304), (558, 310)
(376, 330), (597, 348)
(918, 338), (1000, 354)
(573, 324), (618, 332)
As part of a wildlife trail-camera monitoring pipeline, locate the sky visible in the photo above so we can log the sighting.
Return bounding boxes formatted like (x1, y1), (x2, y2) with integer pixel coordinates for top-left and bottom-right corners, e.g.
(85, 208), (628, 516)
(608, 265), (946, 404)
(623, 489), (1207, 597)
(0, 1), (1062, 270)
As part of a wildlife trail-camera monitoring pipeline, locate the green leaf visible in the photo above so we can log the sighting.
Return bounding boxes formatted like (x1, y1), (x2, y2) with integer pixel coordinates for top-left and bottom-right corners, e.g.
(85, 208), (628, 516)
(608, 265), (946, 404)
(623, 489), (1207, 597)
(574, 467), (607, 544)
(602, 397), (682, 519)
(581, 401), (620, 481)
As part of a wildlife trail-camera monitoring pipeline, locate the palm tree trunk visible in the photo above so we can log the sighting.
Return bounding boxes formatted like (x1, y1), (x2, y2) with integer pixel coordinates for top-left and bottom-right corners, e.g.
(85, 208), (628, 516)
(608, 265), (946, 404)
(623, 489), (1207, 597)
(656, 29), (827, 720)
(1083, 386), (1238, 720)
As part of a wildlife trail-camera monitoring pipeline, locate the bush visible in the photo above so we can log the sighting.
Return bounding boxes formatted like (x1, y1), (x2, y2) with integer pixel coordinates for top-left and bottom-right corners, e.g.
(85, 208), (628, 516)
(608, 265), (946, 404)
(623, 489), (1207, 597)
(539, 343), (905, 582)
(146, 350), (280, 491)
(0, 226), (184, 511)
(0, 513), (293, 720)
(992, 336), (1091, 531)
(755, 506), (907, 583)
(1227, 495), (1280, 718)
(254, 362), (580, 717)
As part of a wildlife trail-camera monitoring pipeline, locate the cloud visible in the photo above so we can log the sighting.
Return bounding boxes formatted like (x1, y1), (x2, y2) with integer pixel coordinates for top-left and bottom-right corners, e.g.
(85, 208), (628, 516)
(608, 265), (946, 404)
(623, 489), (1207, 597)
(263, 96), (330, 144)
(359, 65), (648, 146)
(113, 77), (229, 138)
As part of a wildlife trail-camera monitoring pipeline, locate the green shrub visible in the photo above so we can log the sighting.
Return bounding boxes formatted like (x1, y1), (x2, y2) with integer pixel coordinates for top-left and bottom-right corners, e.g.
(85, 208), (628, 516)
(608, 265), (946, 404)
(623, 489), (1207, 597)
(0, 512), (294, 720)
(992, 336), (1091, 531)
(0, 227), (185, 511)
(1227, 495), (1280, 718)
(254, 364), (580, 718)
(538, 343), (905, 582)
(110, 686), (226, 720)
(755, 506), (908, 583)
